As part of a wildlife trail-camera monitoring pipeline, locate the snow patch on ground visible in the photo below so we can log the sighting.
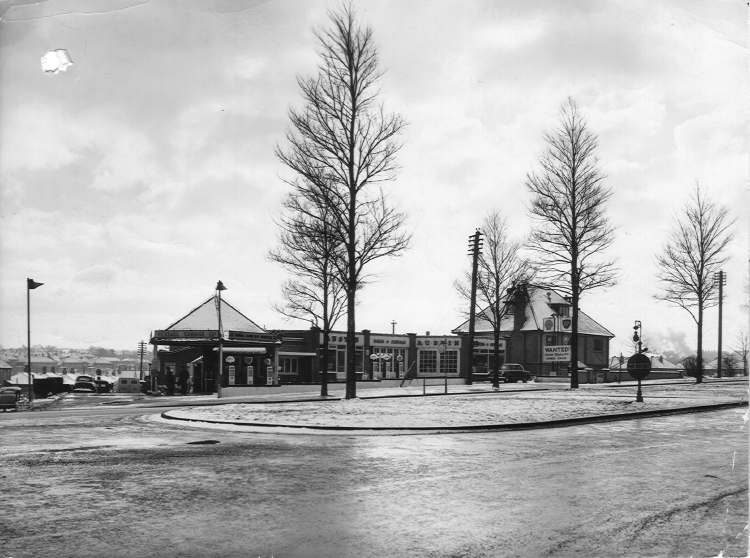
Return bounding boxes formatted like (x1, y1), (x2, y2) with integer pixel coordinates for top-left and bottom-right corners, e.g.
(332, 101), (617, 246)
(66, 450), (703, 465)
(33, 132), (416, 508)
(164, 384), (747, 429)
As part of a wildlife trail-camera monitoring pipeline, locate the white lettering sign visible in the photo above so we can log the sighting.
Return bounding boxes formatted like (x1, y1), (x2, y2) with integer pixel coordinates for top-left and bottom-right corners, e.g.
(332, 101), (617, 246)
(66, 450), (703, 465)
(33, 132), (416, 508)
(543, 345), (570, 362)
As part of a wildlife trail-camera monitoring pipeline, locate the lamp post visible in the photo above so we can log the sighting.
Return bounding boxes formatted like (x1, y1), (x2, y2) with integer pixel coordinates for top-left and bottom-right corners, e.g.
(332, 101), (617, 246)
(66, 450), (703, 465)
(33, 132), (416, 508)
(215, 280), (227, 399)
(26, 278), (44, 407)
(632, 321), (648, 354)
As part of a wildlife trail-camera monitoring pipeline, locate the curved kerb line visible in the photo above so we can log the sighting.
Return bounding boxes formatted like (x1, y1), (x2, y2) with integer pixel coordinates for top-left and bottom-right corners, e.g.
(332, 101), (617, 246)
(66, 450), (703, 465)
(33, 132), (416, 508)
(160, 401), (747, 432)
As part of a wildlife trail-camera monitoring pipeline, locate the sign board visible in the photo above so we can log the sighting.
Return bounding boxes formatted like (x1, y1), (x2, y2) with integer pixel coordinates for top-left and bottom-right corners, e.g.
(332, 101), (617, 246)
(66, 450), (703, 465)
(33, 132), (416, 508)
(627, 353), (651, 380)
(543, 345), (570, 362)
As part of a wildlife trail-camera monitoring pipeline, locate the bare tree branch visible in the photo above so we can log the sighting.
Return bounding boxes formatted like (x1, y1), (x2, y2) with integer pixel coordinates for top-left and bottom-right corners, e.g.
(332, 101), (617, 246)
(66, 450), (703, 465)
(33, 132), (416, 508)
(525, 98), (617, 388)
(655, 184), (735, 383)
(455, 211), (531, 387)
(276, 5), (409, 399)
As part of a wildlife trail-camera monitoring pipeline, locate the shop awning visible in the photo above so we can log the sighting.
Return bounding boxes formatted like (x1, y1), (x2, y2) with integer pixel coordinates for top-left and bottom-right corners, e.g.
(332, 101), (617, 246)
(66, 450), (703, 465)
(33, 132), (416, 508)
(278, 351), (317, 357)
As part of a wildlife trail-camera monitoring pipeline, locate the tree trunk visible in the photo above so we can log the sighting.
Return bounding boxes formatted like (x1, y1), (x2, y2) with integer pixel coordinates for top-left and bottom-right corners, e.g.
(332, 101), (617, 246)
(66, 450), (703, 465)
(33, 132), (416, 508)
(345, 190), (357, 399)
(321, 328), (329, 397)
(696, 303), (703, 384)
(571, 289), (580, 389)
(492, 325), (500, 389)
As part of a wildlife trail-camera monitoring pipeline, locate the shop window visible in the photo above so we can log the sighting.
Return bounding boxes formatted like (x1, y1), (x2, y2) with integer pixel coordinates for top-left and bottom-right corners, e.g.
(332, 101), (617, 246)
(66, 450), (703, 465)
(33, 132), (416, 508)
(440, 350), (458, 374)
(419, 350), (437, 374)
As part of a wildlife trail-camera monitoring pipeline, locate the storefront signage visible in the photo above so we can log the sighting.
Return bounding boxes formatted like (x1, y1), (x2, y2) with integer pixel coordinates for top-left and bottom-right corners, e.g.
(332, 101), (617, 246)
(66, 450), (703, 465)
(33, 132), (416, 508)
(225, 356), (235, 363)
(543, 345), (570, 362)
(472, 338), (506, 350)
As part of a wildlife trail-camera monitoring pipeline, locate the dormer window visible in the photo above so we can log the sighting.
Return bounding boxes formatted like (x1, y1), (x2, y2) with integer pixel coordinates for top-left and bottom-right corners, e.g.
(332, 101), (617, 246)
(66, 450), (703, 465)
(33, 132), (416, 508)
(550, 303), (570, 317)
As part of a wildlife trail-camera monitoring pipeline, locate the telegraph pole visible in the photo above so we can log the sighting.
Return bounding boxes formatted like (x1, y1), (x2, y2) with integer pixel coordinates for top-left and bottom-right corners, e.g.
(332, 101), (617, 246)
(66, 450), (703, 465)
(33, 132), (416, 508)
(137, 341), (147, 380)
(466, 229), (483, 385)
(714, 271), (726, 378)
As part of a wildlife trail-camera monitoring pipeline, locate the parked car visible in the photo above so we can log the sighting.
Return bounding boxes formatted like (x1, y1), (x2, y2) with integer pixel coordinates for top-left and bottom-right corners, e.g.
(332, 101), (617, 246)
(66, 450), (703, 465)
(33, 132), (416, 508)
(0, 386), (22, 411)
(73, 375), (97, 392)
(94, 378), (112, 393)
(500, 363), (533, 383)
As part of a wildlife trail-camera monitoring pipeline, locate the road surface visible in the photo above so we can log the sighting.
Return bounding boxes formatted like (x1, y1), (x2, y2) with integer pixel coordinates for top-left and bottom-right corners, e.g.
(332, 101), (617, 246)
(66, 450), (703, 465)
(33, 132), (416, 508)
(0, 395), (746, 557)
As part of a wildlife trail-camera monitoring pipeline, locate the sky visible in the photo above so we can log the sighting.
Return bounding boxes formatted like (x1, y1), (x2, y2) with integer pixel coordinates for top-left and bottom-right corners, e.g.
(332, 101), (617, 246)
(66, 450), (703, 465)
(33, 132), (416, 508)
(0, 0), (747, 358)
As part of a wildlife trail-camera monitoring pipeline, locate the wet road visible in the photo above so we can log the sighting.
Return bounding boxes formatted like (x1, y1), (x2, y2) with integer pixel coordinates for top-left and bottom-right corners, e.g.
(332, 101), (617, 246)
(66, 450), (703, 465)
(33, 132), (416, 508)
(0, 398), (747, 557)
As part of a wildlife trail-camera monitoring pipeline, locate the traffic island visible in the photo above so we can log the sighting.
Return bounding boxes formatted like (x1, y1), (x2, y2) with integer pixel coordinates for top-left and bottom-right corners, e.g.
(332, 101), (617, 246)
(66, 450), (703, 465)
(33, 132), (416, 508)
(160, 383), (748, 433)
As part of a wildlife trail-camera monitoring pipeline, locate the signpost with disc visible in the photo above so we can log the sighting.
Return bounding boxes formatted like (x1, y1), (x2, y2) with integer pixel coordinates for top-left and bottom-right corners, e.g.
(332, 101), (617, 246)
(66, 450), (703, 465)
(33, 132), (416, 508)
(627, 352), (651, 402)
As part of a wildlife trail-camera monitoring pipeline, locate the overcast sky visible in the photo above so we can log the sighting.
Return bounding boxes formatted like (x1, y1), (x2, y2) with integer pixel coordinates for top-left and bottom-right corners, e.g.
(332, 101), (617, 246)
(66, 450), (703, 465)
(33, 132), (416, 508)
(0, 0), (747, 358)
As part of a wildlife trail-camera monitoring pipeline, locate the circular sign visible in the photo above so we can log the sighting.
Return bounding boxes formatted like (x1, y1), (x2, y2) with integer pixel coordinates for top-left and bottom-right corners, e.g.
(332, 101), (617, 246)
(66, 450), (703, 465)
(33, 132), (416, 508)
(369, 354), (378, 361)
(626, 353), (651, 380)
(243, 356), (253, 364)
(225, 356), (235, 364)
(396, 355), (403, 362)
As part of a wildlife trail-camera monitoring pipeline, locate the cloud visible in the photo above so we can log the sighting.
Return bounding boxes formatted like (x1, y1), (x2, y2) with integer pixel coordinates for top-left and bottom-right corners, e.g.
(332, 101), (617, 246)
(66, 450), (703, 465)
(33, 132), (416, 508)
(73, 264), (117, 286)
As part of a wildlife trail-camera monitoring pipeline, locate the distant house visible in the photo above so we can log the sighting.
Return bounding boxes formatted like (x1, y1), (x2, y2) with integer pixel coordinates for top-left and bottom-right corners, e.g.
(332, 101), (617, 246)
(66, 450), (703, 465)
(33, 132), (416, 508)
(453, 283), (614, 378)
(59, 355), (93, 375)
(9, 354), (58, 375)
(0, 360), (11, 384)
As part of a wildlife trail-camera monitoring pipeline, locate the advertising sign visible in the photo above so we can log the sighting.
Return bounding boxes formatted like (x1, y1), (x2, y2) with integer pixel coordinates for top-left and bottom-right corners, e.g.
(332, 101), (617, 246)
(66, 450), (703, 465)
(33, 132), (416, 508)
(543, 345), (570, 362)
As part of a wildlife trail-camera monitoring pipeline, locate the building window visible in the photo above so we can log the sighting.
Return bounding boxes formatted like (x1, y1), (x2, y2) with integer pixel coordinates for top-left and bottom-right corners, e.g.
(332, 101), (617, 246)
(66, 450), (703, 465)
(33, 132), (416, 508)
(593, 338), (603, 352)
(440, 350), (458, 374)
(280, 358), (299, 375)
(419, 350), (437, 375)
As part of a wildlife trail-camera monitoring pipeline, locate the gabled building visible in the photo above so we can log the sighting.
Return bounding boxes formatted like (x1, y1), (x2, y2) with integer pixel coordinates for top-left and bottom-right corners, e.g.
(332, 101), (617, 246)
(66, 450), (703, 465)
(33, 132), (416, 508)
(150, 293), (282, 393)
(452, 283), (614, 378)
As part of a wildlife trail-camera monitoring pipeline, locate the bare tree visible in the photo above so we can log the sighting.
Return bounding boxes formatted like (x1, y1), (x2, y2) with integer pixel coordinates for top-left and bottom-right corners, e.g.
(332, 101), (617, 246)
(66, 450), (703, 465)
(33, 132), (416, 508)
(526, 98), (617, 389)
(276, 6), (409, 399)
(455, 212), (528, 388)
(734, 332), (748, 376)
(269, 189), (347, 396)
(655, 186), (734, 383)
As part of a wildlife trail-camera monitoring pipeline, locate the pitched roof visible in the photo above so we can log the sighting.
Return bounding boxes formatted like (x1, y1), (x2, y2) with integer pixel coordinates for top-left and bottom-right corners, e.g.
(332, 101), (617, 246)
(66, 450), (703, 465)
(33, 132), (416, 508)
(164, 295), (266, 334)
(452, 284), (614, 337)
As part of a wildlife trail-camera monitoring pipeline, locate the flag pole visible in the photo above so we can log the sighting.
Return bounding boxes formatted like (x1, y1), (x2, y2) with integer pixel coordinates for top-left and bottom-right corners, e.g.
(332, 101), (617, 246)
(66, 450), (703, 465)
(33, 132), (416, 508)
(27, 279), (32, 408)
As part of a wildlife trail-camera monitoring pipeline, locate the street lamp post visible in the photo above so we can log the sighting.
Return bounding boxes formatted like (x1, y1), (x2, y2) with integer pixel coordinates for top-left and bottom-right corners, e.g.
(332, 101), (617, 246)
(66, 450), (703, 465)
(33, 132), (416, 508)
(215, 280), (227, 399)
(26, 278), (44, 407)
(632, 321), (647, 354)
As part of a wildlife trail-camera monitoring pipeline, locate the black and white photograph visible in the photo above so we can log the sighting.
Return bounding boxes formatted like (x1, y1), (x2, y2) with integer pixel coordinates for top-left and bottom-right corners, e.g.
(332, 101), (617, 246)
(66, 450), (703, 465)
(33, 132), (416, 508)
(0, 1), (747, 556)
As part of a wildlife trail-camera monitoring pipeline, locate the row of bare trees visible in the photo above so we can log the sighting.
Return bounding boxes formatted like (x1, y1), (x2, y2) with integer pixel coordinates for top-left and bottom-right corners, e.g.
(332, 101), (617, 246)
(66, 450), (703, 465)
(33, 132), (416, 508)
(456, 97), (735, 388)
(270, 6), (736, 396)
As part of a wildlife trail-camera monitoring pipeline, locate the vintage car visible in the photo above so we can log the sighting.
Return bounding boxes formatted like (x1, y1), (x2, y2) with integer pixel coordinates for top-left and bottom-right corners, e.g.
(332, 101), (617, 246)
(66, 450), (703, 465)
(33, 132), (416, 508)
(73, 375), (97, 392)
(0, 386), (22, 411)
(500, 363), (533, 383)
